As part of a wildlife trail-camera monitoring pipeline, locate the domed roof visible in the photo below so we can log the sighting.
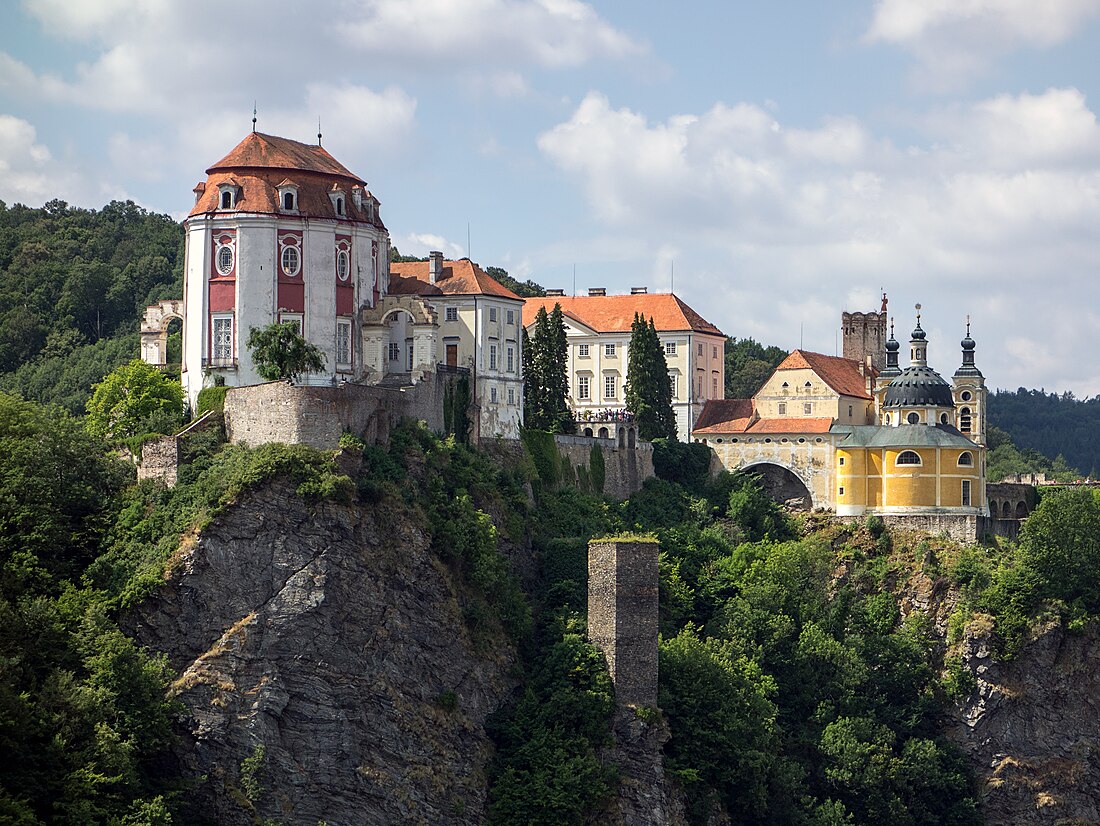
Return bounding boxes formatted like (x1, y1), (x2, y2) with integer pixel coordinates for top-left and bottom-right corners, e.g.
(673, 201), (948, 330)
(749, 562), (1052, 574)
(881, 366), (954, 408)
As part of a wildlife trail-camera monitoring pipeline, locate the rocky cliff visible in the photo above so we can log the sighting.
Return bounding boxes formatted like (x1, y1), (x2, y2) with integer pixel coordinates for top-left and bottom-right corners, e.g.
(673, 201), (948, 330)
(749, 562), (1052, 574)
(128, 479), (516, 825)
(950, 620), (1100, 826)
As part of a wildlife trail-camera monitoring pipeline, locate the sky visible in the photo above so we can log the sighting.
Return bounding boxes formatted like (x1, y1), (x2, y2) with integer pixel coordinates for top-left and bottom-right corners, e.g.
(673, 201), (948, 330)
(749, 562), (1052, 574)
(2, 0), (1099, 395)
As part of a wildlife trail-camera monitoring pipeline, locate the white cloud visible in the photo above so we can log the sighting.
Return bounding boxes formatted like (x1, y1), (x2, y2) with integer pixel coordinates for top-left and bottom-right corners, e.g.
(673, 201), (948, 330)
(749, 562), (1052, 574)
(398, 233), (466, 259)
(341, 0), (643, 68)
(538, 89), (1100, 393)
(865, 0), (1100, 87)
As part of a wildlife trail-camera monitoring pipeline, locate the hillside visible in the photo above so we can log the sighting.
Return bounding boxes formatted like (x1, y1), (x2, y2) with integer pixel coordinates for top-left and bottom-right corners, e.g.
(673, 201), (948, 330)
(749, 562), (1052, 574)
(988, 389), (1100, 479)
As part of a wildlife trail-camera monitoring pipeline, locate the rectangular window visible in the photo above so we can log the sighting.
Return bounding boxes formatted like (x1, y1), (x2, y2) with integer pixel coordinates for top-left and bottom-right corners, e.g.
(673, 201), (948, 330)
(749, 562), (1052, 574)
(507, 346), (515, 372)
(336, 319), (352, 367)
(508, 387), (515, 404)
(279, 314), (303, 334)
(712, 345), (718, 359)
(489, 344), (498, 370)
(778, 402), (786, 415)
(506, 309), (514, 325)
(212, 316), (233, 363)
(848, 404), (853, 418)
(489, 307), (498, 322)
(698, 343), (704, 356)
(669, 373), (677, 398)
(604, 343), (616, 358)
(665, 341), (677, 356)
(388, 342), (400, 362)
(839, 457), (845, 466)
(804, 402), (813, 415)
(712, 377), (718, 396)
(406, 343), (414, 371)
(604, 374), (617, 400)
(578, 375), (590, 400)
(578, 344), (590, 358)
(839, 486), (845, 496)
(445, 306), (458, 322)
(962, 480), (972, 506)
(490, 386), (498, 403)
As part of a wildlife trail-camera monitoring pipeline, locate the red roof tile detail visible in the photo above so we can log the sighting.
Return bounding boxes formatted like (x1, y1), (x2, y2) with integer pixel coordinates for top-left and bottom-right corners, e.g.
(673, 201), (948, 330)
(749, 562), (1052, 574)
(747, 417), (834, 434)
(776, 349), (871, 399)
(189, 169), (383, 224)
(389, 259), (521, 300)
(693, 399), (754, 431)
(522, 293), (723, 336)
(208, 132), (365, 183)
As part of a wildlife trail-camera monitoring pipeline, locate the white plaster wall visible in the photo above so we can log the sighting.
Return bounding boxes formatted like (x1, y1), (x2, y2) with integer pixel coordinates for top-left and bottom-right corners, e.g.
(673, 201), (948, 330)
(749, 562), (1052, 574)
(235, 218), (278, 389)
(305, 223), (337, 383)
(182, 220), (210, 410)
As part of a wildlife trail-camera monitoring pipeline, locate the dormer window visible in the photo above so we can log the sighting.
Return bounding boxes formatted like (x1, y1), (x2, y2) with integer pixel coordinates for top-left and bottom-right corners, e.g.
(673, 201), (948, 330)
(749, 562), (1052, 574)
(277, 180), (299, 212)
(351, 187), (363, 210)
(336, 197), (344, 215)
(217, 182), (240, 210)
(329, 186), (346, 216)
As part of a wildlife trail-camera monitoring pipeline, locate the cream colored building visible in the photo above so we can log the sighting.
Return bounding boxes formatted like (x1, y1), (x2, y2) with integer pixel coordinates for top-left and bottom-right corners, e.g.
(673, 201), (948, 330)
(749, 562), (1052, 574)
(523, 288), (726, 439)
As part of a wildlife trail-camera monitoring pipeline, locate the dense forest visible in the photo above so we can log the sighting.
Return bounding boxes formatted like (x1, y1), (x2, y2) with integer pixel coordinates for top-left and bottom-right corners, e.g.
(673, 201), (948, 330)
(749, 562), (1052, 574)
(0, 200), (182, 414)
(987, 389), (1100, 479)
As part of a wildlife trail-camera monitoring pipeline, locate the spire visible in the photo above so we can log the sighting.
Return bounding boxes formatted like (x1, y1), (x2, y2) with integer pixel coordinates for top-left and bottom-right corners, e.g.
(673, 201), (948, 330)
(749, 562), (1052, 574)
(252, 101), (257, 133)
(317, 117), (322, 146)
(881, 317), (901, 377)
(955, 314), (983, 378)
(909, 304), (928, 367)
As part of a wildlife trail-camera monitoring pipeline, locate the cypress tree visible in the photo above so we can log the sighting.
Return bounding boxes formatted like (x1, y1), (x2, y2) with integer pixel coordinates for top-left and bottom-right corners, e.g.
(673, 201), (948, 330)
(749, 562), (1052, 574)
(523, 304), (574, 433)
(548, 304), (576, 434)
(626, 313), (676, 441)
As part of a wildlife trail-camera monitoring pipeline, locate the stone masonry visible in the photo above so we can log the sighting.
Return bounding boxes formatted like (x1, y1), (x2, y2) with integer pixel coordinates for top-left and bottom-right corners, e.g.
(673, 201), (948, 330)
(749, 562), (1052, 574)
(588, 539), (659, 708)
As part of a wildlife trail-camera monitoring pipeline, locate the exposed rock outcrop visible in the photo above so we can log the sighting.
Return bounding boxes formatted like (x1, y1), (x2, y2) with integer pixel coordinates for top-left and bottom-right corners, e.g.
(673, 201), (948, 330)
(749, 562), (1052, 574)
(597, 709), (687, 826)
(128, 480), (515, 825)
(948, 620), (1100, 825)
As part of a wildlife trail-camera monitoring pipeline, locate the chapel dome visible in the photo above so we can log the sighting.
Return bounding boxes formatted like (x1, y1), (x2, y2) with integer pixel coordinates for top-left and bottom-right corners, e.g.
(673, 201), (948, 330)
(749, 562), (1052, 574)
(881, 366), (954, 408)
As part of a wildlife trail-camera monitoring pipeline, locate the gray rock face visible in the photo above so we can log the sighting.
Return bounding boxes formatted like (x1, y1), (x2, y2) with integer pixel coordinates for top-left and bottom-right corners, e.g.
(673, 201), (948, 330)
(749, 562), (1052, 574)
(597, 709), (687, 826)
(948, 620), (1100, 825)
(128, 480), (515, 825)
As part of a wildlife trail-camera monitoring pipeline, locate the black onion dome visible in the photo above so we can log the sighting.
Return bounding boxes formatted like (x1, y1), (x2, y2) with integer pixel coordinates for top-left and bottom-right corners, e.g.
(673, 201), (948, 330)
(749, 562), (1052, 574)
(911, 323), (927, 341)
(881, 366), (955, 408)
(961, 334), (976, 351)
(886, 337), (900, 352)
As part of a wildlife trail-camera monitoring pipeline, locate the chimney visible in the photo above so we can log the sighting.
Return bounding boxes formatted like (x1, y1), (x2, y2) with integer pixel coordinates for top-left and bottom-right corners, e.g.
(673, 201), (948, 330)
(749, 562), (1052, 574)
(429, 251), (443, 284)
(588, 287), (606, 296)
(546, 288), (565, 297)
(630, 286), (648, 295)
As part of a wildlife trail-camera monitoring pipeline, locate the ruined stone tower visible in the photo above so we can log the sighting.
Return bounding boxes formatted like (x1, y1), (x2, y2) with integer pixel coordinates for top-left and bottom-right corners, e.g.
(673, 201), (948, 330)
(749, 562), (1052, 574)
(588, 538), (659, 707)
(842, 292), (889, 373)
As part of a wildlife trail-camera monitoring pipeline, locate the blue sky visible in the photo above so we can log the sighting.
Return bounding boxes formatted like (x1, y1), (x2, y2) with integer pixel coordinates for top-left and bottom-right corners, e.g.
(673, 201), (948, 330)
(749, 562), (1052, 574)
(3, 0), (1100, 395)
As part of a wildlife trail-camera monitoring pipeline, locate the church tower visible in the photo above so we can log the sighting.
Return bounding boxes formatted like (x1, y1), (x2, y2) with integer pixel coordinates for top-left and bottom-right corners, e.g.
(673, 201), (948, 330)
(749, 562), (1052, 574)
(842, 292), (889, 373)
(952, 317), (987, 445)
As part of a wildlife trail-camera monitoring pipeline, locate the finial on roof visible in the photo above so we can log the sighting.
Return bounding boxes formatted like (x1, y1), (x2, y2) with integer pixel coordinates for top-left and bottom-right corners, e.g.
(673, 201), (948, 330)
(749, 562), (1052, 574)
(966, 314), (971, 336)
(317, 117), (322, 145)
(252, 101), (257, 133)
(881, 289), (887, 313)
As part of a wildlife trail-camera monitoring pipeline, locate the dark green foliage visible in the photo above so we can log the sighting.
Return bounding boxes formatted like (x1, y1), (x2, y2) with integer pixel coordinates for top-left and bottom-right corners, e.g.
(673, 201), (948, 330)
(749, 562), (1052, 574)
(485, 265), (546, 298)
(625, 313), (676, 441)
(988, 388), (1100, 480)
(588, 443), (605, 495)
(524, 305), (574, 434)
(726, 474), (795, 542)
(442, 373), (471, 443)
(1020, 488), (1100, 610)
(725, 337), (788, 399)
(522, 428), (562, 490)
(651, 438), (713, 492)
(195, 385), (229, 417)
(246, 322), (326, 381)
(85, 359), (184, 441)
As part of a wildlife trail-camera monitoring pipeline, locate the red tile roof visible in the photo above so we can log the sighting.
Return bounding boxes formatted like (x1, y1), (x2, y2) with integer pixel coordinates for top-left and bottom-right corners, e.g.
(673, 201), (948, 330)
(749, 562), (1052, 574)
(389, 259), (521, 299)
(522, 293), (723, 336)
(747, 417), (834, 434)
(189, 168), (382, 224)
(776, 350), (871, 400)
(693, 399), (755, 432)
(208, 132), (365, 184)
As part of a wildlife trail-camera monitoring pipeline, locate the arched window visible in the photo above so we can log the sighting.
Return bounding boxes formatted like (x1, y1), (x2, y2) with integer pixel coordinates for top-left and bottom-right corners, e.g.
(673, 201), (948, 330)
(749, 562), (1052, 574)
(959, 407), (972, 433)
(221, 191), (233, 209)
(216, 244), (234, 275)
(885, 413), (891, 424)
(896, 450), (921, 466)
(281, 245), (300, 276)
(906, 412), (920, 424)
(337, 250), (350, 281)
(283, 192), (295, 210)
(958, 451), (973, 467)
(336, 197), (344, 215)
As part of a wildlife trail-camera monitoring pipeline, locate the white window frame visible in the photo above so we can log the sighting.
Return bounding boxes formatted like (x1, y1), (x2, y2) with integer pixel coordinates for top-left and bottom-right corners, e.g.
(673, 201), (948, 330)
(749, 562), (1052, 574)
(958, 452), (974, 467)
(388, 342), (400, 362)
(489, 307), (498, 323)
(336, 249), (351, 281)
(578, 344), (590, 358)
(665, 341), (677, 356)
(669, 373), (677, 398)
(281, 245), (300, 277)
(216, 243), (234, 276)
(803, 402), (812, 415)
(578, 375), (591, 400)
(336, 318), (352, 368)
(896, 450), (922, 466)
(604, 343), (616, 358)
(279, 313), (303, 334)
(489, 343), (498, 370)
(211, 315), (234, 364)
(962, 479), (972, 506)
(490, 386), (498, 404)
(507, 346), (515, 373)
(604, 373), (617, 400)
(508, 387), (515, 405)
(506, 309), (514, 325)
(445, 306), (458, 323)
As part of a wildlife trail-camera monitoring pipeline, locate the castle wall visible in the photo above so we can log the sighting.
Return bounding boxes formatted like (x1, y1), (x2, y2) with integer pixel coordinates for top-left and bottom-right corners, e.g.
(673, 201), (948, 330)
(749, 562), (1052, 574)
(837, 513), (981, 542)
(223, 378), (446, 449)
(588, 539), (660, 708)
(554, 435), (655, 500)
(705, 435), (836, 509)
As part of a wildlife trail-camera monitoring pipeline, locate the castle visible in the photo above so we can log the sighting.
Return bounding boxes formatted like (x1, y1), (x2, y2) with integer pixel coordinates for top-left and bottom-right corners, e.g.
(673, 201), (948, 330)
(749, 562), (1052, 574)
(693, 298), (993, 539)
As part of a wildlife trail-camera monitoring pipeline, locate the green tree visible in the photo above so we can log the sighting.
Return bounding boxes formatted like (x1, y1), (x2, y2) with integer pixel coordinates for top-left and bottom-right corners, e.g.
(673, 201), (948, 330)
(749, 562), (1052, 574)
(85, 359), (184, 441)
(625, 313), (676, 440)
(1019, 488), (1100, 610)
(523, 305), (573, 433)
(246, 321), (326, 381)
(725, 338), (788, 398)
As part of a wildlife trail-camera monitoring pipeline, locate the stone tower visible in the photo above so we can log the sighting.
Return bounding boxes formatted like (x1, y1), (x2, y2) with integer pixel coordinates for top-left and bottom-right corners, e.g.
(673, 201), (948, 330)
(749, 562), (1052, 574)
(588, 538), (659, 707)
(952, 317), (987, 446)
(842, 292), (889, 373)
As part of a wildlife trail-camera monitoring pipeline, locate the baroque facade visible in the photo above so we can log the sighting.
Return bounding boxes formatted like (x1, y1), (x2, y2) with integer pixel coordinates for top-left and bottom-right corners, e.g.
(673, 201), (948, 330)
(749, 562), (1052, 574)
(145, 130), (522, 439)
(694, 301), (988, 525)
(523, 289), (726, 439)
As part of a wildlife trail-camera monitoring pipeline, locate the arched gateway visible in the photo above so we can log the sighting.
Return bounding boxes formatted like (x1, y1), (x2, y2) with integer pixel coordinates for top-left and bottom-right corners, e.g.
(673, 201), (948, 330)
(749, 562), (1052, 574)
(742, 461), (815, 510)
(140, 299), (184, 367)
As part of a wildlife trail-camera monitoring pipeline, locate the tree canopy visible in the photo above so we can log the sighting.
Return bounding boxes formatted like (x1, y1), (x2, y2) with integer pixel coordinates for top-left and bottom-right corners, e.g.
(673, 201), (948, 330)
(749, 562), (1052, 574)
(246, 322), (327, 382)
(523, 305), (574, 434)
(85, 359), (184, 442)
(625, 312), (676, 440)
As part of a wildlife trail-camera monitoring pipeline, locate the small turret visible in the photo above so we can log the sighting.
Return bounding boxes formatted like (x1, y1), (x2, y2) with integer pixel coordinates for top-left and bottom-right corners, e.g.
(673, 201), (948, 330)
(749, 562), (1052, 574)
(880, 318), (901, 379)
(909, 303), (928, 367)
(954, 316), (983, 379)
